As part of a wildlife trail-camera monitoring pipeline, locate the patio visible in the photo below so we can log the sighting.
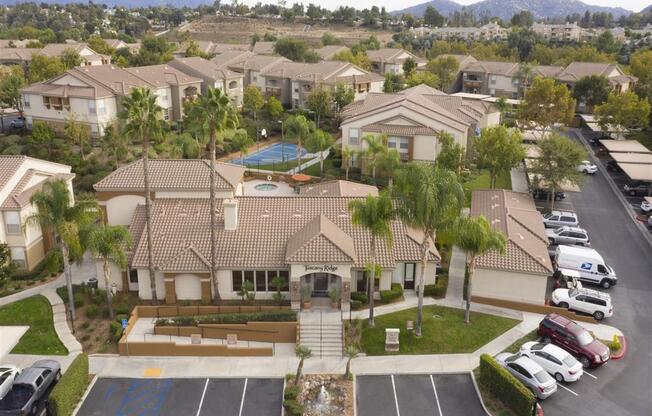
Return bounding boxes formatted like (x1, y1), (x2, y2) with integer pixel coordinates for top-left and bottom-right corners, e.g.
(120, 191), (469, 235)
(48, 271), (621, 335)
(243, 179), (296, 196)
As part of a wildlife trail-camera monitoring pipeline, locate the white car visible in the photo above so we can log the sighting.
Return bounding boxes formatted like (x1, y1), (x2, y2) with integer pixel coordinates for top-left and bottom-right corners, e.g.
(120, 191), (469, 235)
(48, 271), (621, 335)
(577, 160), (597, 174)
(552, 288), (613, 320)
(641, 199), (652, 213)
(542, 211), (579, 228)
(0, 365), (20, 400)
(546, 226), (590, 246)
(519, 342), (583, 383)
(495, 353), (557, 399)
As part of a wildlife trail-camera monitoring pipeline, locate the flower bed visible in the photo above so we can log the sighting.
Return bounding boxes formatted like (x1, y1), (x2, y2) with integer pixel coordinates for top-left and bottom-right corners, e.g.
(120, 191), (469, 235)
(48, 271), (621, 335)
(155, 310), (297, 326)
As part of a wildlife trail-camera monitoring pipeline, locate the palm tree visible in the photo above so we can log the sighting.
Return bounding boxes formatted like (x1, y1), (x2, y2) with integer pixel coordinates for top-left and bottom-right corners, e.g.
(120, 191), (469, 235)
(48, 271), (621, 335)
(393, 164), (464, 337)
(230, 129), (254, 166)
(185, 87), (238, 302)
(513, 63), (533, 97)
(344, 344), (359, 378)
(120, 87), (163, 303)
(377, 149), (401, 189)
(362, 134), (388, 183)
(305, 129), (334, 178)
(294, 345), (312, 386)
(455, 216), (506, 324)
(26, 180), (98, 320)
(341, 145), (353, 181)
(82, 225), (132, 319)
(348, 192), (395, 327)
(284, 115), (313, 168)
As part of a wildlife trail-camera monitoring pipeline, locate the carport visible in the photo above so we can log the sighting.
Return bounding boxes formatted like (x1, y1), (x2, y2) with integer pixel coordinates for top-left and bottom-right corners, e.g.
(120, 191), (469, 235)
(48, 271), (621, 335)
(600, 139), (651, 154)
(610, 152), (652, 165)
(618, 163), (652, 196)
(356, 373), (488, 416)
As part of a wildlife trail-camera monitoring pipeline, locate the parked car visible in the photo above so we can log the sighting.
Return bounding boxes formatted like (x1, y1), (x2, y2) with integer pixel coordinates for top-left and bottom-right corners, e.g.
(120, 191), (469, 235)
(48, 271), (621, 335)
(641, 199), (652, 213)
(605, 160), (622, 172)
(542, 211), (579, 228)
(519, 342), (583, 383)
(532, 189), (566, 201)
(552, 287), (613, 320)
(9, 117), (24, 129)
(576, 160), (597, 174)
(554, 245), (617, 289)
(0, 360), (60, 416)
(538, 314), (610, 368)
(494, 353), (557, 399)
(624, 182), (650, 197)
(0, 366), (20, 400)
(546, 226), (590, 246)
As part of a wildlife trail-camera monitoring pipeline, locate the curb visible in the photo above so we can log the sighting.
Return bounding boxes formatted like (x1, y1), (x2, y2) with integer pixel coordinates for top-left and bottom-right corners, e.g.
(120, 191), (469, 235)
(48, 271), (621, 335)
(611, 335), (627, 360)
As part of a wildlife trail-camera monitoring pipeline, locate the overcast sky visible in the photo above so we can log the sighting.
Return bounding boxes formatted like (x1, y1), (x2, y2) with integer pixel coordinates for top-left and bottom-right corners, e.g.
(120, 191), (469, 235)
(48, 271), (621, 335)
(247, 0), (648, 13)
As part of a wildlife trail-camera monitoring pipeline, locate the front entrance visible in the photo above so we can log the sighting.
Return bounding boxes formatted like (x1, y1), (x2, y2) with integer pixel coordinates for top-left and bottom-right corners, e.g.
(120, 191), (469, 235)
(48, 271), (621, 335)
(303, 273), (338, 298)
(403, 263), (416, 290)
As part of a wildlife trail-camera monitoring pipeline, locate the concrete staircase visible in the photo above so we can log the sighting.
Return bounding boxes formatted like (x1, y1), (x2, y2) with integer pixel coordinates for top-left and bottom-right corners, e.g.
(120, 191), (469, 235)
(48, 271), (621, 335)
(299, 310), (343, 358)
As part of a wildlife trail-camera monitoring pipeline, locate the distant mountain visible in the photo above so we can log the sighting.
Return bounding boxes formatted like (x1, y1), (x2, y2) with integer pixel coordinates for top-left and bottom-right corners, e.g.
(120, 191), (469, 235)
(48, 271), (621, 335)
(393, 0), (632, 21)
(642, 5), (652, 13)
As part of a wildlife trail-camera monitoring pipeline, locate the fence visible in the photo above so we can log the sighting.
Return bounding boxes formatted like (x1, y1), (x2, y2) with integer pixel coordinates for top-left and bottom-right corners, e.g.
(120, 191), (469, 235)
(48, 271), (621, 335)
(471, 296), (595, 323)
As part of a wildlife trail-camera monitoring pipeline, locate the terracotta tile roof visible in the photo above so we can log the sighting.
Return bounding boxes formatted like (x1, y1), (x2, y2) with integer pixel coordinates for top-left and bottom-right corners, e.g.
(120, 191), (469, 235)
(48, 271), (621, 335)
(367, 48), (426, 65)
(555, 62), (622, 82)
(285, 214), (357, 263)
(93, 159), (244, 192)
(261, 60), (366, 83)
(39, 43), (91, 57)
(464, 60), (519, 76)
(315, 45), (349, 60)
(362, 121), (437, 136)
(1, 170), (75, 210)
(0, 155), (27, 192)
(159, 244), (210, 272)
(226, 54), (289, 72)
(251, 41), (275, 55)
(211, 50), (255, 68)
(298, 180), (378, 197)
(169, 57), (242, 81)
(0, 48), (38, 61)
(470, 189), (553, 275)
(129, 197), (440, 271)
(125, 64), (201, 87)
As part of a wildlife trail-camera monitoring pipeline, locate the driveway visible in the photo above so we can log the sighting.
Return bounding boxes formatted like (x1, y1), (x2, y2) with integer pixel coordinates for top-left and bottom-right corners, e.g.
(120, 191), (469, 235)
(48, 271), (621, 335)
(76, 377), (284, 416)
(356, 373), (487, 416)
(539, 131), (652, 416)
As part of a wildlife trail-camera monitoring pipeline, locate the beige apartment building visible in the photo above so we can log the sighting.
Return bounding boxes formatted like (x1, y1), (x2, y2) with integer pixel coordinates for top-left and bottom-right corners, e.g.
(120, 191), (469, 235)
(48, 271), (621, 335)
(430, 22), (507, 41)
(366, 48), (427, 76)
(168, 57), (244, 108)
(532, 22), (582, 42)
(0, 156), (74, 271)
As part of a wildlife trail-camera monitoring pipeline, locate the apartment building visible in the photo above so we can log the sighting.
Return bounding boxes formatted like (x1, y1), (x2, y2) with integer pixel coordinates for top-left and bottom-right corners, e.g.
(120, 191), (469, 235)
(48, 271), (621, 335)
(168, 57), (244, 108)
(366, 48), (427, 76)
(434, 54), (478, 93)
(21, 64), (201, 137)
(40, 43), (111, 66)
(430, 22), (507, 41)
(217, 53), (290, 88)
(314, 45), (349, 60)
(555, 62), (637, 93)
(461, 61), (564, 98)
(340, 84), (500, 166)
(532, 22), (582, 42)
(0, 156), (74, 271)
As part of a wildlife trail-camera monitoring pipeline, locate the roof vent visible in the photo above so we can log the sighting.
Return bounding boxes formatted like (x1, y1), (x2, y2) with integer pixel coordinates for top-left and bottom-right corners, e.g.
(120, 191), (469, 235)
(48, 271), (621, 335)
(338, 209), (348, 217)
(261, 209), (271, 218)
(517, 233), (524, 240)
(491, 219), (501, 224)
(491, 203), (500, 209)
(292, 208), (302, 218)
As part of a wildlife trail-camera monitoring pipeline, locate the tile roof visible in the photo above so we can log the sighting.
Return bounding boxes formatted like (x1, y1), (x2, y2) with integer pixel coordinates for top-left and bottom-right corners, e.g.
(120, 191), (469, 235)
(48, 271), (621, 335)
(0, 48), (38, 61)
(285, 214), (357, 263)
(315, 45), (349, 60)
(1, 170), (75, 210)
(470, 189), (553, 275)
(94, 159), (245, 192)
(262, 60), (359, 82)
(367, 48), (426, 65)
(362, 121), (437, 136)
(298, 180), (379, 197)
(210, 50), (255, 68)
(435, 54), (477, 70)
(129, 197), (439, 270)
(555, 62), (623, 82)
(251, 41), (275, 55)
(0, 155), (27, 192)
(125, 64), (201, 87)
(158, 244), (210, 272)
(464, 60), (519, 76)
(169, 57), (241, 81)
(39, 43), (91, 57)
(227, 54), (290, 72)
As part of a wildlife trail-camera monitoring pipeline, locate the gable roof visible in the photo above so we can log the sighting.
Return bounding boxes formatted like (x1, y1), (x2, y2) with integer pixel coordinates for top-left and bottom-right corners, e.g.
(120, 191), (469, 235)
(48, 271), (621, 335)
(158, 244), (210, 272)
(315, 45), (349, 60)
(298, 180), (379, 197)
(436, 54), (477, 70)
(471, 189), (552, 275)
(93, 159), (244, 192)
(227, 54), (290, 72)
(261, 60), (363, 83)
(285, 214), (357, 263)
(0, 156), (28, 192)
(367, 48), (426, 65)
(0, 48), (38, 61)
(169, 57), (241, 81)
(251, 41), (276, 55)
(554, 62), (631, 83)
(125, 64), (201, 87)
(1, 170), (75, 210)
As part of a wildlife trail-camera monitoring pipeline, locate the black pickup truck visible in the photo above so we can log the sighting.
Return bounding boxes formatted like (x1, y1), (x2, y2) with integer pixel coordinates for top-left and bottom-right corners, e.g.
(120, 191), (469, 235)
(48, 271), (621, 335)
(0, 360), (60, 416)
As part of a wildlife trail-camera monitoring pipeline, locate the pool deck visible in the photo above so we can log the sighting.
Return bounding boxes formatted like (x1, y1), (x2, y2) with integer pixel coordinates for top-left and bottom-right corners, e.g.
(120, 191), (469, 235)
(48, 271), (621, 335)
(243, 179), (296, 196)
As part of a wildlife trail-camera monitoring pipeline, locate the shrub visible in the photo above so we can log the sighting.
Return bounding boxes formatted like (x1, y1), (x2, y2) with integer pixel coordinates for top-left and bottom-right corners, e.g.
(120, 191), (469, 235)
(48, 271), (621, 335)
(109, 321), (123, 342)
(156, 310), (297, 326)
(609, 334), (621, 352)
(351, 292), (368, 304)
(73, 292), (85, 308)
(47, 354), (89, 416)
(284, 385), (300, 400)
(115, 314), (129, 324)
(114, 302), (130, 315)
(91, 289), (106, 306)
(479, 354), (535, 416)
(86, 304), (100, 318)
(380, 283), (403, 303)
(283, 399), (304, 416)
(43, 249), (63, 276)
(423, 274), (448, 298)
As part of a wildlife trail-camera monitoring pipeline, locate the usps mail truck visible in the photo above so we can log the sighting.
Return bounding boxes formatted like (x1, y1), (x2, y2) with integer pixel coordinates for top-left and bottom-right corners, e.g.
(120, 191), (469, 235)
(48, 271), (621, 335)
(554, 245), (617, 289)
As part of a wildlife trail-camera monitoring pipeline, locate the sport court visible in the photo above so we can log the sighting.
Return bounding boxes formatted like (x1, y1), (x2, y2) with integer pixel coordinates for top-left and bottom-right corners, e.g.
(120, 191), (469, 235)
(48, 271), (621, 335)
(77, 377), (283, 416)
(231, 143), (306, 166)
(357, 373), (488, 416)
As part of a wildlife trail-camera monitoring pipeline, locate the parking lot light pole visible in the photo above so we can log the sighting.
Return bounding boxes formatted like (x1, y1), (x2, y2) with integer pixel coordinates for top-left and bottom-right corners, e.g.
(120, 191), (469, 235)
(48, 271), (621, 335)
(278, 119), (284, 161)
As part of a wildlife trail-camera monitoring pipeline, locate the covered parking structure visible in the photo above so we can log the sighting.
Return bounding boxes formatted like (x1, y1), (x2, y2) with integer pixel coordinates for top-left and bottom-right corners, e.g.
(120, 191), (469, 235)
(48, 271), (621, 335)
(617, 163), (652, 192)
(610, 152), (652, 165)
(600, 139), (651, 154)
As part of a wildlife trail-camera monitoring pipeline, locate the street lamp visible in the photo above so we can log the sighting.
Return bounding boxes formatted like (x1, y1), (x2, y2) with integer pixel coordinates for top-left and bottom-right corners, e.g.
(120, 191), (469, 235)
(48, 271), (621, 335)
(278, 119), (285, 162)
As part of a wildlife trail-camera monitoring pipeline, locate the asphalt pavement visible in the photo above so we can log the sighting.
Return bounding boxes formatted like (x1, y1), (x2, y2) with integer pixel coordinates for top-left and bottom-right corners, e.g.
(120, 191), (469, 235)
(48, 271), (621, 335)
(539, 131), (652, 416)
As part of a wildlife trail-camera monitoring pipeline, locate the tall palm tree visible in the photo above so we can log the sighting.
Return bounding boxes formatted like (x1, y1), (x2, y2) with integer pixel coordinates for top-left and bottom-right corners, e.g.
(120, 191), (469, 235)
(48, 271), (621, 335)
(121, 87), (163, 303)
(362, 134), (388, 183)
(455, 216), (506, 324)
(513, 63), (533, 97)
(185, 87), (238, 302)
(342, 145), (353, 181)
(82, 224), (132, 319)
(393, 164), (464, 337)
(348, 192), (395, 327)
(377, 149), (401, 189)
(284, 115), (313, 168)
(26, 180), (98, 320)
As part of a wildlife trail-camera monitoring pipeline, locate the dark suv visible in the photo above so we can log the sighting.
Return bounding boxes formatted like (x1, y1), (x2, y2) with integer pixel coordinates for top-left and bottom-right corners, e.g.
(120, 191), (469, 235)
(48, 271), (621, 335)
(538, 314), (610, 368)
(623, 182), (650, 197)
(532, 189), (566, 201)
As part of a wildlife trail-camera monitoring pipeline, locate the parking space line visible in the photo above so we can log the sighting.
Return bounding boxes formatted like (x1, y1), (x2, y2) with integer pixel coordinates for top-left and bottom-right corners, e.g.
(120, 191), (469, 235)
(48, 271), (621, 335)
(429, 374), (443, 416)
(557, 383), (579, 397)
(583, 370), (597, 380)
(238, 378), (248, 416)
(196, 378), (209, 416)
(390, 375), (401, 416)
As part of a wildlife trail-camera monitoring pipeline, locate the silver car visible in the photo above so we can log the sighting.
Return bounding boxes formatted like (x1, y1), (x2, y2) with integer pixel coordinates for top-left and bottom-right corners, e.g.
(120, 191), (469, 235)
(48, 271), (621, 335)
(546, 226), (590, 246)
(495, 353), (557, 399)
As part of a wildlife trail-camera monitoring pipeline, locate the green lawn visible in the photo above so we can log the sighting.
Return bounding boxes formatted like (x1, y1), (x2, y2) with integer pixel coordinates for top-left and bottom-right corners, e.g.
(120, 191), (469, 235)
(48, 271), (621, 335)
(501, 329), (540, 354)
(360, 305), (519, 355)
(0, 295), (68, 355)
(463, 170), (512, 206)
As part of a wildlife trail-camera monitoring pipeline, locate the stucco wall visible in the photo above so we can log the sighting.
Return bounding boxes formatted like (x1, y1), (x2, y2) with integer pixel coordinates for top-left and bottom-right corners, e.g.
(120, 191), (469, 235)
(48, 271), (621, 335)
(473, 268), (547, 305)
(105, 194), (146, 226)
(175, 274), (203, 300)
(94, 260), (125, 291)
(138, 269), (166, 300)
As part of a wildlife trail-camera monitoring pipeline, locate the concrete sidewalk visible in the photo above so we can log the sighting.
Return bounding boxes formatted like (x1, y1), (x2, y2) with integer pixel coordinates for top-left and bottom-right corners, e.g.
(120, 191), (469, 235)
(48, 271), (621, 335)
(511, 164), (529, 193)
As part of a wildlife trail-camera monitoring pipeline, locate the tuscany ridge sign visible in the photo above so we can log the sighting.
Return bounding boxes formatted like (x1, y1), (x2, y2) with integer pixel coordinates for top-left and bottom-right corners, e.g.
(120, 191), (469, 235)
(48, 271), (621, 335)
(304, 265), (339, 273)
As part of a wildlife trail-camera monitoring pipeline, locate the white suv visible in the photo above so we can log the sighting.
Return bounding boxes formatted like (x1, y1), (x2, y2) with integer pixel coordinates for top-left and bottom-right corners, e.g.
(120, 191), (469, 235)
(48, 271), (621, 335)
(546, 226), (590, 246)
(576, 160), (597, 174)
(542, 211), (579, 228)
(552, 288), (613, 320)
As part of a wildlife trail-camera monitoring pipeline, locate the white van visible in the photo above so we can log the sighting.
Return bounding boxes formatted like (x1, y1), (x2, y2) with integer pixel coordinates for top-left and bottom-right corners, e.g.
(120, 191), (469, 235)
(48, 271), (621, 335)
(554, 245), (617, 289)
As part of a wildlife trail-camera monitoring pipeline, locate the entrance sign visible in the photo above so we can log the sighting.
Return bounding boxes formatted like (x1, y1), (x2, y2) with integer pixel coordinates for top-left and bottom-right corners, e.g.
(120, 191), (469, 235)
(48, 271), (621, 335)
(191, 334), (202, 345)
(304, 265), (339, 273)
(227, 334), (238, 345)
(385, 328), (400, 352)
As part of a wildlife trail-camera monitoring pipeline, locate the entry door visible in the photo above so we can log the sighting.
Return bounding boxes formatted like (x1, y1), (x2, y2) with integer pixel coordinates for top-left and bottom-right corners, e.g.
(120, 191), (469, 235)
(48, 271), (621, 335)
(404, 263), (416, 290)
(313, 273), (329, 296)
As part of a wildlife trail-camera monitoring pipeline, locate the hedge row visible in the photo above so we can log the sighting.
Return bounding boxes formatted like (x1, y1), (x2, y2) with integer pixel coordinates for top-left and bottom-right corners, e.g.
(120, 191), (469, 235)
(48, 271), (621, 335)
(351, 292), (368, 304)
(47, 354), (90, 416)
(156, 310), (297, 326)
(380, 284), (403, 303)
(11, 249), (62, 281)
(479, 354), (536, 416)
(283, 380), (303, 416)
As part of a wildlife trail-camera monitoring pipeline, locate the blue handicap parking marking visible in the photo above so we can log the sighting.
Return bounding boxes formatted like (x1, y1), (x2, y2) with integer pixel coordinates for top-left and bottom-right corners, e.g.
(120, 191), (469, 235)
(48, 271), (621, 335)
(116, 379), (173, 416)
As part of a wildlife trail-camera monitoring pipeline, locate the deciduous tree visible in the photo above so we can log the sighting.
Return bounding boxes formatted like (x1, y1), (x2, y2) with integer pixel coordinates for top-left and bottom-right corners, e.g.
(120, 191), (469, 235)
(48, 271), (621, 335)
(473, 126), (525, 189)
(306, 87), (331, 128)
(243, 85), (265, 120)
(305, 129), (334, 177)
(518, 77), (576, 133)
(595, 91), (650, 137)
(572, 75), (610, 112)
(265, 96), (284, 120)
(427, 56), (458, 91)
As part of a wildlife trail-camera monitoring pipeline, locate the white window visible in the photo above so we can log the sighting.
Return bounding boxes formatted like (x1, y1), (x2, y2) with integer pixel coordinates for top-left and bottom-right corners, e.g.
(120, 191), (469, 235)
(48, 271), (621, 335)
(97, 99), (105, 115)
(10, 247), (26, 268)
(4, 211), (20, 234)
(23, 95), (30, 108)
(159, 89), (168, 105)
(88, 100), (96, 114)
(349, 128), (360, 145)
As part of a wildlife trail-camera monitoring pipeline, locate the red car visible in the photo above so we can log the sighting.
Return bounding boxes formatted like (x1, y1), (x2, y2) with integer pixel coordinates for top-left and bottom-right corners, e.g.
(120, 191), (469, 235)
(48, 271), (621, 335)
(538, 314), (610, 368)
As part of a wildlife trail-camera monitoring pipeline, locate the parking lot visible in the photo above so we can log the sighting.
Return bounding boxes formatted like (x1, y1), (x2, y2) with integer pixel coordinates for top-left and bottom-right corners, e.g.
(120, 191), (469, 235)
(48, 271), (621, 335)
(76, 377), (283, 416)
(356, 373), (487, 416)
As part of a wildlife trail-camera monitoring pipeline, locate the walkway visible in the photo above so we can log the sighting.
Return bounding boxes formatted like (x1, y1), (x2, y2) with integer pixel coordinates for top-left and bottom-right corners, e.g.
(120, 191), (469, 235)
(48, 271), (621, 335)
(510, 163), (529, 193)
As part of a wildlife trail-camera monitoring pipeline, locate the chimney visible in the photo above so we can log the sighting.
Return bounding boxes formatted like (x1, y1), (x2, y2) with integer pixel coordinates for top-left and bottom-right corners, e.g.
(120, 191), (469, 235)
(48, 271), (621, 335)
(223, 199), (238, 230)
